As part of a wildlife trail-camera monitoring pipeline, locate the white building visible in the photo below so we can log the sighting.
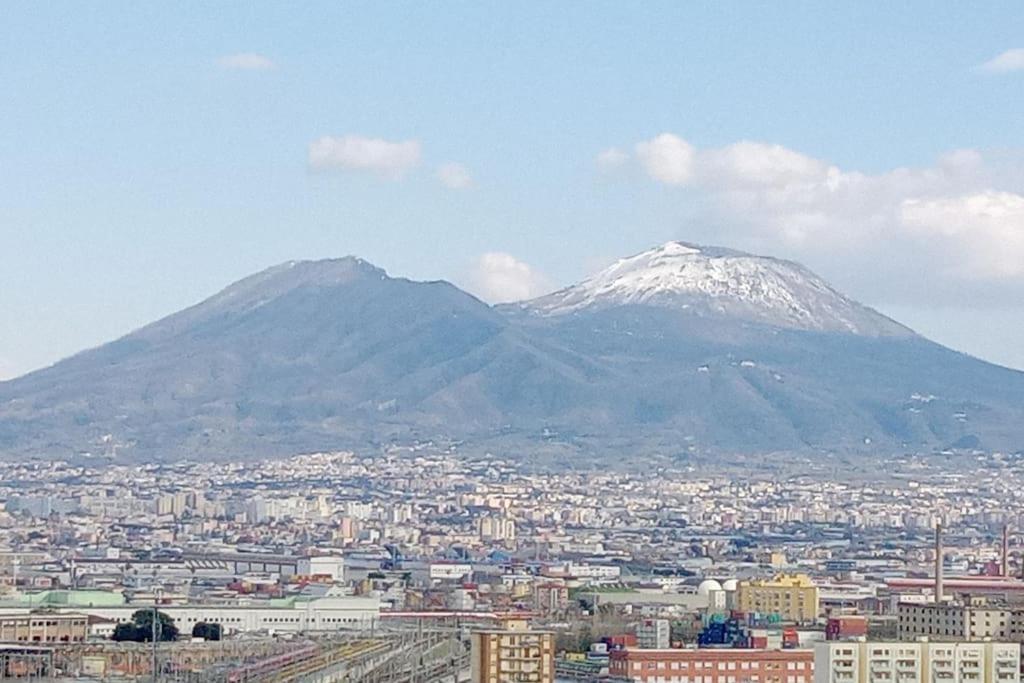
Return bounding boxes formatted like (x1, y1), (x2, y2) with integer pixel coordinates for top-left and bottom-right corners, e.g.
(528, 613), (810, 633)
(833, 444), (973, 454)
(566, 563), (621, 580)
(298, 556), (344, 581)
(814, 640), (1020, 683)
(46, 596), (380, 636)
(429, 563), (473, 581)
(636, 618), (670, 649)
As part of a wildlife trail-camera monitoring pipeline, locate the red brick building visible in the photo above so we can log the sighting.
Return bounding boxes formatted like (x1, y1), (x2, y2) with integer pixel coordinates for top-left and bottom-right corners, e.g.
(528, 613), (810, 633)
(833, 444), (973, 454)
(608, 647), (814, 683)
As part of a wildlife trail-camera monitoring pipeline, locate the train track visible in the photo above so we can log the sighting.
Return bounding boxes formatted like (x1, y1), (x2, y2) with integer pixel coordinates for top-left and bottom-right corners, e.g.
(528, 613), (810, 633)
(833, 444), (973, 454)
(245, 638), (393, 682)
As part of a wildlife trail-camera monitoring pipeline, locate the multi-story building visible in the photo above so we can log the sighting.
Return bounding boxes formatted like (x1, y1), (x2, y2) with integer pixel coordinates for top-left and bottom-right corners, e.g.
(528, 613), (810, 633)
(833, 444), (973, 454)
(813, 640), (1020, 683)
(470, 619), (554, 683)
(897, 598), (1017, 641)
(737, 574), (819, 623)
(478, 517), (517, 543)
(534, 582), (569, 615)
(636, 619), (670, 649)
(608, 647), (814, 683)
(0, 613), (88, 643)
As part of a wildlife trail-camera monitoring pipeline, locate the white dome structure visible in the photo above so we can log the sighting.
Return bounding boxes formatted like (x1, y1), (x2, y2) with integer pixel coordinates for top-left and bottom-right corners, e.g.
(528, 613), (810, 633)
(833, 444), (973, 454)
(722, 579), (738, 592)
(697, 579), (723, 596)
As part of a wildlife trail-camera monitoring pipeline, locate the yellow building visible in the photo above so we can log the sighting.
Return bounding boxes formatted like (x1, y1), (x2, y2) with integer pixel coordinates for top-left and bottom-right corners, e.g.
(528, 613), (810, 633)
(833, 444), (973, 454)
(470, 619), (554, 683)
(0, 613), (88, 642)
(737, 573), (819, 623)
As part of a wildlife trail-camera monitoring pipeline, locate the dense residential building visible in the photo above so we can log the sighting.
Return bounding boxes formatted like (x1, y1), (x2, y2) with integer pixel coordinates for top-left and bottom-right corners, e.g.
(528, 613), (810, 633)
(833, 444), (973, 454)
(737, 574), (820, 623)
(2, 447), (1024, 674)
(813, 640), (1021, 683)
(608, 647), (814, 683)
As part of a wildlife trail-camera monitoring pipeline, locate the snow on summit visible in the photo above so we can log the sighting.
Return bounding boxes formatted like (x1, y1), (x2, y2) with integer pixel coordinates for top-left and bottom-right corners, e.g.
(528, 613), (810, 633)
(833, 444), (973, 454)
(524, 241), (912, 336)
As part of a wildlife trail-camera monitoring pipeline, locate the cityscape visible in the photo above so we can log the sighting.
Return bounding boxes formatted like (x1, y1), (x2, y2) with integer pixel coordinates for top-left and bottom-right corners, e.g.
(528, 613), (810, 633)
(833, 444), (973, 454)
(0, 449), (1023, 679)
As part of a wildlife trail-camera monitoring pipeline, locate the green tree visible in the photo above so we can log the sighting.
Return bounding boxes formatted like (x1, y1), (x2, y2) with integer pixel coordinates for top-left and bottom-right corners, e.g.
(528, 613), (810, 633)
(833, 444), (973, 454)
(191, 622), (222, 641)
(112, 622), (143, 642)
(111, 609), (179, 642)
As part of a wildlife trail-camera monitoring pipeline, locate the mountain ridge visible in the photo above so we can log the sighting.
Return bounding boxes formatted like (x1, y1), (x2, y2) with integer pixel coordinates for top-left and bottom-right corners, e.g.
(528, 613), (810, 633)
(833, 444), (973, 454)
(1, 242), (1022, 462)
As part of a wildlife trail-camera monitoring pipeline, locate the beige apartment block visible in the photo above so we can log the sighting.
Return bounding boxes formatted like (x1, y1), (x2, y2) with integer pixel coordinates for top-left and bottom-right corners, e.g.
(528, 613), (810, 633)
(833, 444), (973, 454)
(470, 620), (554, 683)
(814, 640), (1020, 683)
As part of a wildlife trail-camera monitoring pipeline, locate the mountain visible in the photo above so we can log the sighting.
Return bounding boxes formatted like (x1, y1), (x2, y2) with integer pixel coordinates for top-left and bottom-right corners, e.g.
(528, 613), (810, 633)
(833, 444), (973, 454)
(1, 243), (1023, 462)
(523, 242), (911, 337)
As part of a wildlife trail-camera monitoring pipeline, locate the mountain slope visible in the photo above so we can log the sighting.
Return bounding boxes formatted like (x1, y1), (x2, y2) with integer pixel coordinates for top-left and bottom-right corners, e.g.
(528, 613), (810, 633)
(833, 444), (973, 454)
(1, 245), (1022, 461)
(0, 258), (597, 459)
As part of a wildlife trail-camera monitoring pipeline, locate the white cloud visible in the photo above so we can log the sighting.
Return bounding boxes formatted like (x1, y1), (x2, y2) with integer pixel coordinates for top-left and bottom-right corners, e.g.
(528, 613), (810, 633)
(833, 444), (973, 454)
(596, 147), (628, 172)
(635, 133), (695, 186)
(980, 48), (1024, 73)
(217, 53), (276, 71)
(467, 252), (555, 303)
(901, 191), (1024, 278)
(308, 136), (421, 178)
(700, 141), (831, 190)
(618, 133), (1024, 302)
(437, 162), (473, 190)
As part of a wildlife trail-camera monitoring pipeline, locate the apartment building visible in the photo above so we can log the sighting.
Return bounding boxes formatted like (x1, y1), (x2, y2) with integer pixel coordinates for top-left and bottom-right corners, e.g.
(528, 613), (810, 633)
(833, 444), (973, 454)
(737, 574), (819, 623)
(470, 619), (554, 683)
(534, 583), (569, 615)
(478, 517), (517, 543)
(813, 640), (1020, 683)
(608, 647), (814, 683)
(897, 599), (1019, 641)
(636, 619), (671, 649)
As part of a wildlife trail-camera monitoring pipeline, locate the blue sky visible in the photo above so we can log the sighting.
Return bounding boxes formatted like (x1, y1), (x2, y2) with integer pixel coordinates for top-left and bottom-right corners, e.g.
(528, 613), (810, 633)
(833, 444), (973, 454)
(3, 2), (1024, 378)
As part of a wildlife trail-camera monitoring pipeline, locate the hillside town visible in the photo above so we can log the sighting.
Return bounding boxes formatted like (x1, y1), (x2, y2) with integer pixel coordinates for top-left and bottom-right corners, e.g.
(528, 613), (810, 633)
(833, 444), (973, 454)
(1, 449), (1024, 680)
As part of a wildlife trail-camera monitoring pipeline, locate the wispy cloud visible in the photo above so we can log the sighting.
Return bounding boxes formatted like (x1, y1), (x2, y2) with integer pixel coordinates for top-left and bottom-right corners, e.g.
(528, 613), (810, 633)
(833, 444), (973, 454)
(217, 53), (276, 71)
(979, 48), (1024, 73)
(466, 252), (554, 303)
(308, 136), (422, 178)
(437, 162), (473, 190)
(596, 147), (628, 172)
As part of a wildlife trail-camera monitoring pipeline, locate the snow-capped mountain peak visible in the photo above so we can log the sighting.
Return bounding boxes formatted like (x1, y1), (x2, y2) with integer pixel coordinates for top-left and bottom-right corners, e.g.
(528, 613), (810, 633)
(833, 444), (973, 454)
(522, 241), (912, 336)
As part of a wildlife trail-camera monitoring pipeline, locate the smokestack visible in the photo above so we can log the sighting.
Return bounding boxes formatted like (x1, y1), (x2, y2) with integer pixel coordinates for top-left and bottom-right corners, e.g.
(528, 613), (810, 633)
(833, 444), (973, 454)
(935, 522), (944, 603)
(1003, 524), (1010, 578)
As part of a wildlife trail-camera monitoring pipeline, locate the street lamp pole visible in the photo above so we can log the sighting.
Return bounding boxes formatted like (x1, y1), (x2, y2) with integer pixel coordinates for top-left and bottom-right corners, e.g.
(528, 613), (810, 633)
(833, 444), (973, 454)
(152, 586), (163, 682)
(152, 600), (158, 683)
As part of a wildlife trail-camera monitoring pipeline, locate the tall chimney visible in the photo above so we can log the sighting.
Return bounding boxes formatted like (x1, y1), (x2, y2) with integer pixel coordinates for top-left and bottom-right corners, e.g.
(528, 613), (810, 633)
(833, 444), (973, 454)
(935, 522), (944, 603)
(1003, 524), (1010, 578)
